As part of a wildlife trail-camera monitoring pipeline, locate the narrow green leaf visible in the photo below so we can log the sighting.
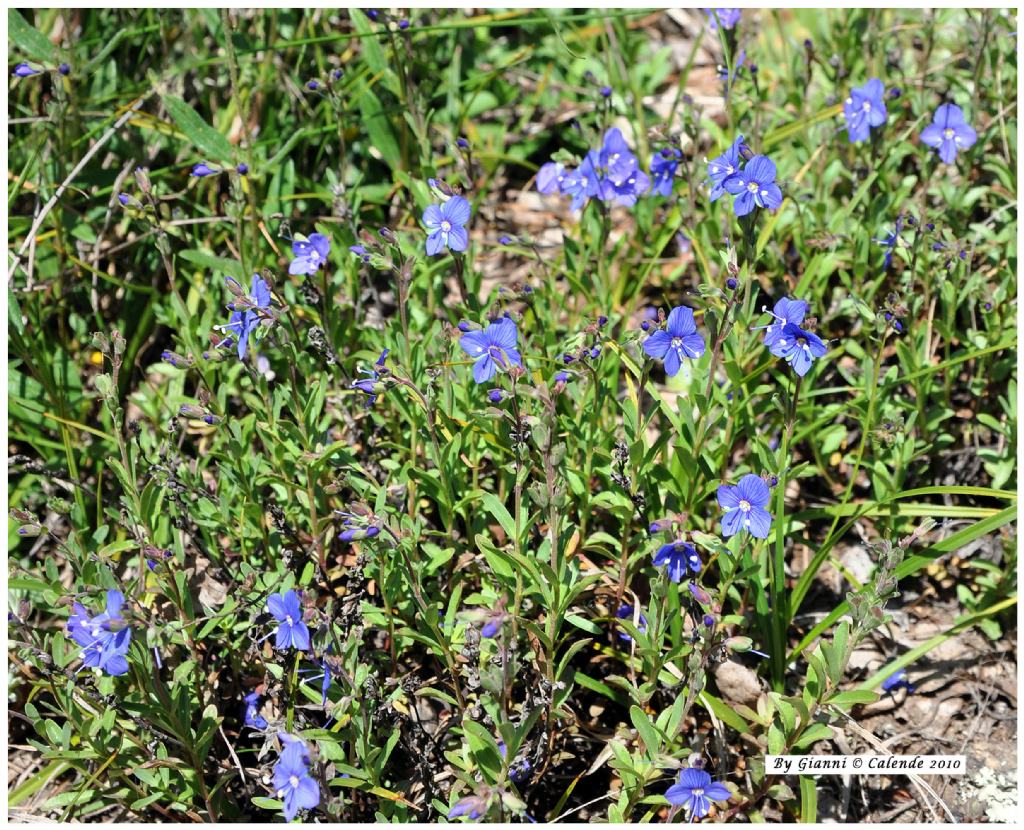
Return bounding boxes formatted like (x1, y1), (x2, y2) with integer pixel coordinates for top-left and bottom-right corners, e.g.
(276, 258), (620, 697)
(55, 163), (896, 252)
(159, 94), (234, 162)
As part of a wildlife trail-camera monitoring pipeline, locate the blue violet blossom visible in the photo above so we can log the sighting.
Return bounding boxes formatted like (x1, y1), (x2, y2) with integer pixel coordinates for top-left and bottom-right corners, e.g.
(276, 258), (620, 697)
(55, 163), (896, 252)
(642, 306), (706, 376)
(459, 318), (523, 383)
(843, 78), (888, 143)
(665, 768), (732, 820)
(267, 590), (310, 651)
(289, 233), (331, 275)
(653, 540), (702, 583)
(66, 589), (132, 676)
(423, 195), (472, 255)
(718, 474), (772, 539)
(920, 103), (978, 164)
(273, 735), (320, 821)
(218, 273), (271, 360)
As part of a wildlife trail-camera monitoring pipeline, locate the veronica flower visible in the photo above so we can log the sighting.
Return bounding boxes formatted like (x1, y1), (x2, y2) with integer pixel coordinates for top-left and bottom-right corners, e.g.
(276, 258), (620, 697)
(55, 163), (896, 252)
(653, 541), (702, 583)
(449, 793), (490, 821)
(458, 318), (523, 383)
(920, 103), (978, 164)
(351, 349), (389, 406)
(881, 668), (915, 694)
(718, 474), (772, 539)
(13, 63), (41, 77)
(876, 215), (905, 269)
(769, 322), (828, 376)
(665, 768), (731, 820)
(598, 127), (639, 184)
(190, 162), (218, 177)
(243, 691), (269, 730)
(843, 78), (888, 143)
(272, 737), (320, 821)
(267, 590), (310, 651)
(561, 150), (602, 211)
(702, 8), (741, 30)
(755, 297), (808, 349)
(642, 305), (706, 376)
(706, 135), (747, 202)
(289, 233), (331, 275)
(66, 590), (132, 676)
(423, 195), (471, 255)
(650, 148), (682, 197)
(600, 166), (650, 206)
(536, 161), (568, 195)
(615, 605), (648, 642)
(218, 274), (271, 360)
(722, 154), (783, 216)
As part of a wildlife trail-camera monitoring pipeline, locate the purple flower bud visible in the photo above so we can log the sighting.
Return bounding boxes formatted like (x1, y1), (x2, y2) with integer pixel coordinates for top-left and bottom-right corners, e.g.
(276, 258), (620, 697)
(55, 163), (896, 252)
(379, 227), (396, 242)
(523, 285), (533, 294)
(925, 222), (935, 231)
(958, 250), (967, 260)
(884, 311), (893, 321)
(332, 69), (344, 80)
(367, 9), (379, 20)
(688, 581), (712, 605)
(498, 235), (512, 245)
(58, 63), (70, 76)
(589, 346), (601, 359)
(554, 371), (570, 384)
(893, 320), (904, 333)
(190, 162), (217, 177)
(769, 475), (779, 487)
(456, 137), (469, 149)
(118, 193), (130, 206)
(488, 388), (505, 403)
(13, 63), (40, 78)
(703, 614), (715, 627)
(905, 215), (916, 226)
(458, 321), (472, 332)
(307, 80), (319, 91)
(562, 353), (574, 364)
(480, 619), (500, 638)
(649, 518), (673, 533)
(640, 320), (651, 331)
(398, 19), (409, 29)
(932, 242), (944, 251)
(237, 163), (249, 175)
(726, 277), (738, 290)
(889, 87), (901, 99)
(203, 414), (221, 425)
(350, 245), (367, 256)
(598, 315), (608, 327)
(600, 85), (612, 98)
(984, 302), (993, 311)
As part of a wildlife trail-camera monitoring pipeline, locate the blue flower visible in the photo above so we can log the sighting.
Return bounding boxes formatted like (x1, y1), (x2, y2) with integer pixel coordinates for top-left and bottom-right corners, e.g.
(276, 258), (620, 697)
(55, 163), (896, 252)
(598, 127), (639, 185)
(876, 215), (905, 269)
(66, 589), (132, 676)
(600, 166), (650, 206)
(702, 8), (741, 30)
(920, 103), (978, 164)
(650, 148), (682, 197)
(190, 162), (218, 177)
(423, 195), (471, 255)
(843, 78), (887, 143)
(267, 590), (310, 651)
(665, 768), (731, 819)
(722, 154), (783, 217)
(459, 318), (523, 384)
(718, 474), (772, 539)
(352, 349), (389, 406)
(706, 135), (747, 202)
(615, 605), (648, 642)
(218, 273), (271, 360)
(769, 322), (827, 376)
(449, 794), (489, 820)
(756, 297), (808, 349)
(272, 736), (320, 821)
(13, 63), (41, 77)
(642, 306), (706, 376)
(536, 162), (568, 195)
(561, 150), (602, 211)
(289, 233), (331, 275)
(653, 541), (702, 583)
(244, 691), (269, 730)
(881, 668), (915, 694)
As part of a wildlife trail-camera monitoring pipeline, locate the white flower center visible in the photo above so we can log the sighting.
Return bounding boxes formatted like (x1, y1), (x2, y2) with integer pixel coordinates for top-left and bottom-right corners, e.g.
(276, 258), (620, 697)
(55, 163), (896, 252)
(746, 181), (759, 193)
(441, 220), (452, 232)
(290, 775), (299, 789)
(671, 337), (682, 348)
(944, 128), (954, 139)
(693, 787), (705, 796)
(863, 101), (871, 111)
(739, 499), (751, 512)
(286, 615), (294, 625)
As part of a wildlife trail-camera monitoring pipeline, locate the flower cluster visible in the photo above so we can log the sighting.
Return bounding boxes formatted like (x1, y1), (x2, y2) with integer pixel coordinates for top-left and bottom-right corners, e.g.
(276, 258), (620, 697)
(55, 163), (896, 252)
(536, 127), (651, 210)
(216, 273), (272, 360)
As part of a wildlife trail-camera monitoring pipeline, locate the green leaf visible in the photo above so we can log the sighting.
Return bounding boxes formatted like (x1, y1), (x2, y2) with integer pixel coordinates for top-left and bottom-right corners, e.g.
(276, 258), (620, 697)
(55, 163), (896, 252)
(159, 94), (234, 162)
(629, 706), (663, 758)
(178, 249), (246, 280)
(9, 10), (59, 63)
